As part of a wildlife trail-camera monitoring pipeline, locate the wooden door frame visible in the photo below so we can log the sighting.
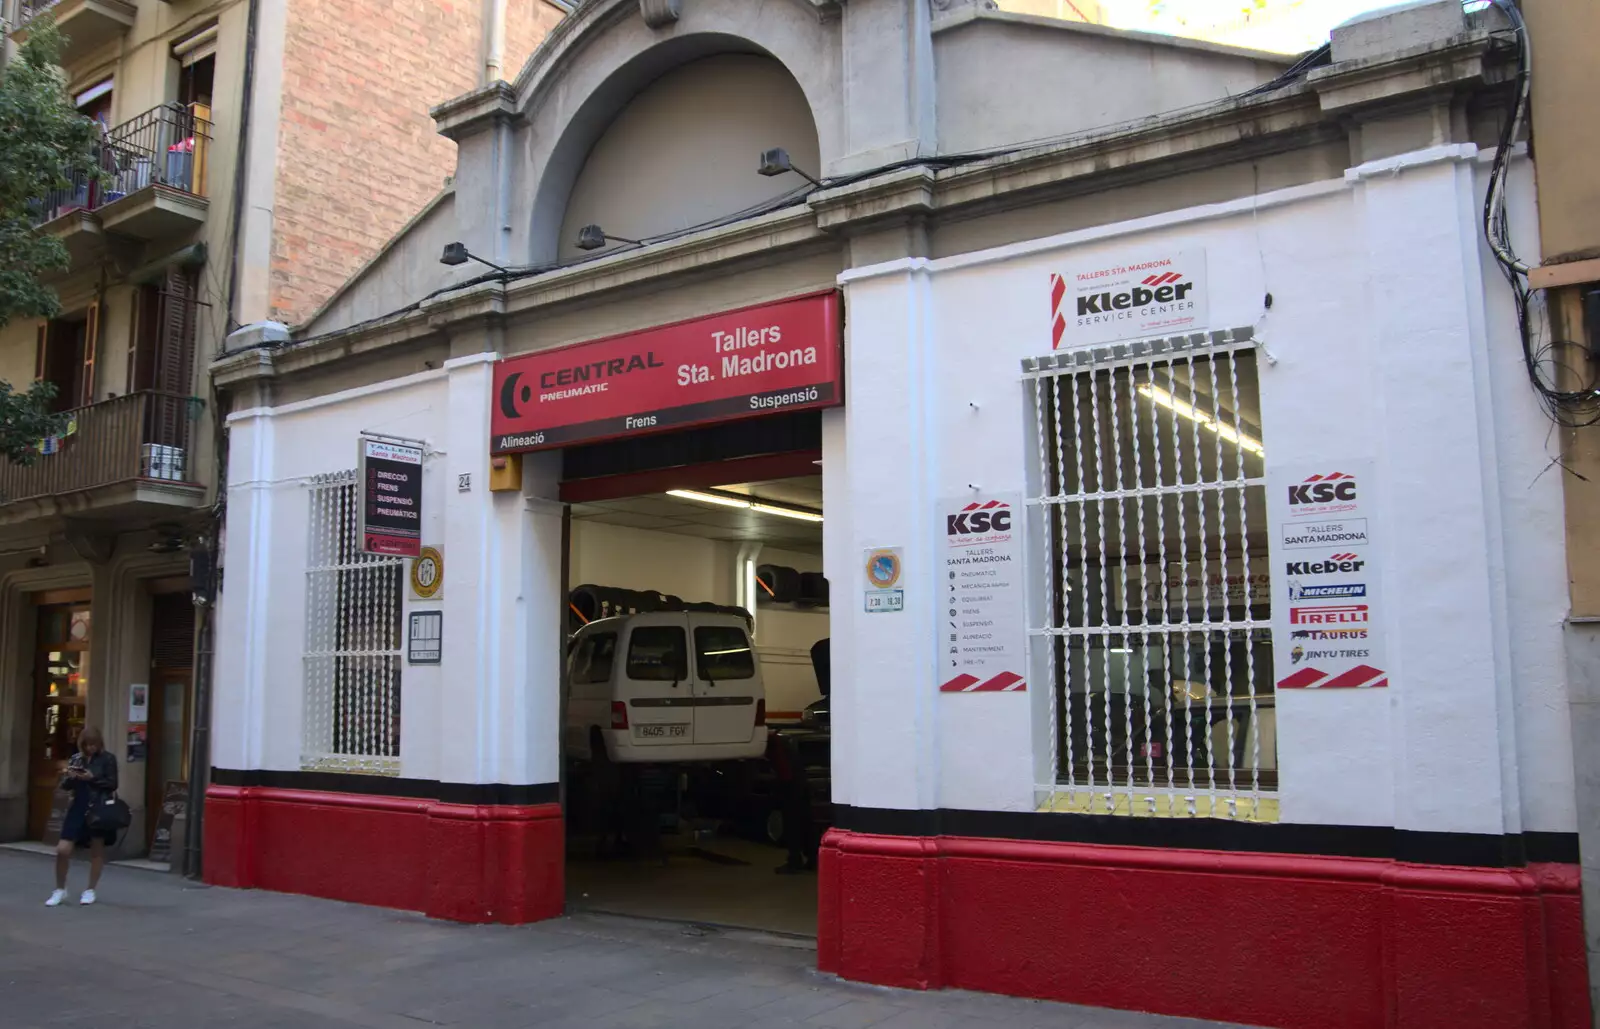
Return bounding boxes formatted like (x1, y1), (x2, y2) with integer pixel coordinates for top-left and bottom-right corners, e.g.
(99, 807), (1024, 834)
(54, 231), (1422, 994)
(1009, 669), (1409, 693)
(26, 601), (93, 840)
(144, 669), (192, 847)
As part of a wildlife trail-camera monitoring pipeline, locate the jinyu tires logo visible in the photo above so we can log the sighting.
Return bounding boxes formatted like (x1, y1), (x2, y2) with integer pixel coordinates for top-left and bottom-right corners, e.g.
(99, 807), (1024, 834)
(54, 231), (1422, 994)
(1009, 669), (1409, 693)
(865, 549), (902, 590)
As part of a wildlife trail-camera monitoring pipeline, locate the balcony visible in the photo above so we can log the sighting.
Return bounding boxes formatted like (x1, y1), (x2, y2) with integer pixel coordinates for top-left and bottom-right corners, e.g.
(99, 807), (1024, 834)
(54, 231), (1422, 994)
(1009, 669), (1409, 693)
(0, 392), (208, 526)
(31, 104), (212, 249)
(12, 0), (137, 69)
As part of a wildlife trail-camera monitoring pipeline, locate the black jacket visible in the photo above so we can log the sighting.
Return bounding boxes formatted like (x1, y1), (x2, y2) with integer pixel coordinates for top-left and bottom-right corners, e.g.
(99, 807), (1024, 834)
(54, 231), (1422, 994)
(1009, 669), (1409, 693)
(61, 750), (118, 795)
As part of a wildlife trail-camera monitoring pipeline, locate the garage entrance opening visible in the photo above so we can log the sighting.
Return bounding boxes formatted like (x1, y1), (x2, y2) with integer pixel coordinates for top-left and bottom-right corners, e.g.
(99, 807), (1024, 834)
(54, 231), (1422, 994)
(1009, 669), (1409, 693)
(558, 423), (829, 937)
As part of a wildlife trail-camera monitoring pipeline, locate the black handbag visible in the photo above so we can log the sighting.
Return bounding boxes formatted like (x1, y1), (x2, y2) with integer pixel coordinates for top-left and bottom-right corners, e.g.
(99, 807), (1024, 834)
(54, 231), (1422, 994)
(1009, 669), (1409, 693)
(86, 792), (132, 832)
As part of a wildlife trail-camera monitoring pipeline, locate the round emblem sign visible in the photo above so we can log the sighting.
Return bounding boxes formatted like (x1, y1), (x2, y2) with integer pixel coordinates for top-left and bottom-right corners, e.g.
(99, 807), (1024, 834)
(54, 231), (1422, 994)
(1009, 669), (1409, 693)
(865, 548), (901, 590)
(411, 546), (443, 599)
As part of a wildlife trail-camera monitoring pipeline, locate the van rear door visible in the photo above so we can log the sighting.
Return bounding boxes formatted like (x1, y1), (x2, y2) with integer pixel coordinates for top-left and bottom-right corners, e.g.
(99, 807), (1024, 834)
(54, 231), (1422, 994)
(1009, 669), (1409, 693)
(690, 620), (760, 745)
(619, 614), (694, 746)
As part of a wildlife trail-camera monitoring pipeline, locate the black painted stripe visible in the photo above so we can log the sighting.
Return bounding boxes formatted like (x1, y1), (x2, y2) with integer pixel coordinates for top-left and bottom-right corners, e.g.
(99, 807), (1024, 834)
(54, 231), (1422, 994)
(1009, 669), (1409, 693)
(493, 383), (840, 454)
(831, 805), (1581, 868)
(210, 768), (560, 807)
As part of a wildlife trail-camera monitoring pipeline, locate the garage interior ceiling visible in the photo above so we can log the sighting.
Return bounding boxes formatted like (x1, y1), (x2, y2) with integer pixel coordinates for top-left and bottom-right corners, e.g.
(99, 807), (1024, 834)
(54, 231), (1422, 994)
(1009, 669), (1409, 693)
(569, 476), (823, 553)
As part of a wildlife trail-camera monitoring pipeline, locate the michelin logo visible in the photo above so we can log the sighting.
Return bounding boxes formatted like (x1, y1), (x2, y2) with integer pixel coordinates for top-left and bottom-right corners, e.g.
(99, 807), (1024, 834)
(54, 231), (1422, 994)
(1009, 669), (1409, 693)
(1288, 580), (1367, 602)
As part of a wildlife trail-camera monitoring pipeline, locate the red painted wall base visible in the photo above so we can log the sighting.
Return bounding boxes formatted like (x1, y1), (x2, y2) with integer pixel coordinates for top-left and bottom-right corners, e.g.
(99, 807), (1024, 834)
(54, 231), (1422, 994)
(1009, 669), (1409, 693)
(818, 830), (1592, 1029)
(204, 785), (564, 924)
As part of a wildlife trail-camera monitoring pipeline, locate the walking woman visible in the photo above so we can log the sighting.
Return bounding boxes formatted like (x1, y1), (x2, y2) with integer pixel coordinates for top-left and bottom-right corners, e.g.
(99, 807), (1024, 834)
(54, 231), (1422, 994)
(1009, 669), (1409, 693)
(47, 726), (118, 907)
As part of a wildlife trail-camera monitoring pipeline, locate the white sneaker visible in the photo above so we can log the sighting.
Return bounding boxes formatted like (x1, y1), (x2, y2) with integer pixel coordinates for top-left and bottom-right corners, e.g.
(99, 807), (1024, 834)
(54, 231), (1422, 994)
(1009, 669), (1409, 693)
(45, 889), (67, 907)
(78, 889), (96, 905)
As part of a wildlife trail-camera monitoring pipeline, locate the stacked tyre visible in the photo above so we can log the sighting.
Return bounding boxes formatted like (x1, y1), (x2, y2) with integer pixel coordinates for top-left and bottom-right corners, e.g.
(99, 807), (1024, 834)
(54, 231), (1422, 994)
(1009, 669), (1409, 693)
(568, 584), (753, 626)
(756, 565), (829, 608)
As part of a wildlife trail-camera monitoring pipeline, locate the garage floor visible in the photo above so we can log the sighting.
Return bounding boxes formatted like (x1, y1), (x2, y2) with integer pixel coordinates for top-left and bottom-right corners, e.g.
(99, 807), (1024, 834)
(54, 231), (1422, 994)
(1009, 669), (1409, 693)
(566, 833), (818, 937)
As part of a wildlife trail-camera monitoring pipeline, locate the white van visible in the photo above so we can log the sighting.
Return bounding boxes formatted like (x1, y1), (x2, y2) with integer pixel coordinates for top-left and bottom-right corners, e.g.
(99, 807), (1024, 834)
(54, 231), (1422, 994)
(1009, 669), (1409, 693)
(564, 610), (768, 764)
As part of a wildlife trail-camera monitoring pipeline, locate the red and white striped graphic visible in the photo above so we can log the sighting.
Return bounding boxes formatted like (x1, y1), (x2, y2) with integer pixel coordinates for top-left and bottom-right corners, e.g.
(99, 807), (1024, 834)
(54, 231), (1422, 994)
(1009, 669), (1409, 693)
(1050, 274), (1067, 350)
(941, 671), (1027, 693)
(961, 500), (1007, 512)
(1141, 272), (1183, 286)
(1277, 664), (1388, 690)
(1302, 472), (1352, 482)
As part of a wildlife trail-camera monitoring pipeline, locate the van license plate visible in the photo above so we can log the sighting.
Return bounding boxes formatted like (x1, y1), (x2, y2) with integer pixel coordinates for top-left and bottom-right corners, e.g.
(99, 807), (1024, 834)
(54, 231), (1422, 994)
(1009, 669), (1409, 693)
(636, 724), (688, 739)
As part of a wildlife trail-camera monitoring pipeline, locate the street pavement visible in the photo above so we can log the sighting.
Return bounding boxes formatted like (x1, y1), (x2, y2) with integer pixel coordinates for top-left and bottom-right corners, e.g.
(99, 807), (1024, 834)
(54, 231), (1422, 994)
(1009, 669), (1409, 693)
(0, 848), (1249, 1029)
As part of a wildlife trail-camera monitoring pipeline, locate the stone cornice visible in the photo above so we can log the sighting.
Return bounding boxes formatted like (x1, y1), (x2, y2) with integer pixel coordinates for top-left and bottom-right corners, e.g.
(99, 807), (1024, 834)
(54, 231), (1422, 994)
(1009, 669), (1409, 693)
(1308, 29), (1496, 114)
(431, 81), (520, 141)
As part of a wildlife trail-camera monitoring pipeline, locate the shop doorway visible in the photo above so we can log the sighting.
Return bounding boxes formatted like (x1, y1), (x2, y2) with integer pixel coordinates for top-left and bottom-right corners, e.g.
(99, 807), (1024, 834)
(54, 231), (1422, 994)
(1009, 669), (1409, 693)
(26, 592), (93, 841)
(557, 419), (831, 937)
(145, 591), (193, 852)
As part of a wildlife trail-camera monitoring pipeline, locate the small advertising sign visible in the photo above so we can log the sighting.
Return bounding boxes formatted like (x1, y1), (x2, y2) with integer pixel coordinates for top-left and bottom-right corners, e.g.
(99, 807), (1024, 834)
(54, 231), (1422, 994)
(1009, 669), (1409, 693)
(1050, 249), (1208, 349)
(408, 611), (442, 665)
(1268, 461), (1388, 690)
(863, 547), (904, 614)
(490, 292), (843, 453)
(940, 495), (1028, 693)
(410, 546), (443, 600)
(359, 436), (424, 557)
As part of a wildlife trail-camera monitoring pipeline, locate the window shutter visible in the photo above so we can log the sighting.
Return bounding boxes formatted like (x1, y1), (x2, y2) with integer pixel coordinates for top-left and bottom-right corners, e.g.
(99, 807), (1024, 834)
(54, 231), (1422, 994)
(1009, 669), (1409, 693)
(79, 302), (99, 405)
(151, 593), (196, 670)
(156, 267), (197, 396)
(34, 322), (48, 381)
(152, 268), (198, 448)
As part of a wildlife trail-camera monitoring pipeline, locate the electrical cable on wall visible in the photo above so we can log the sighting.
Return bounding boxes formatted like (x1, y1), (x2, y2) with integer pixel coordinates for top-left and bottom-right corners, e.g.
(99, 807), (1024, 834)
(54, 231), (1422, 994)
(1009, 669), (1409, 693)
(1479, 0), (1600, 428)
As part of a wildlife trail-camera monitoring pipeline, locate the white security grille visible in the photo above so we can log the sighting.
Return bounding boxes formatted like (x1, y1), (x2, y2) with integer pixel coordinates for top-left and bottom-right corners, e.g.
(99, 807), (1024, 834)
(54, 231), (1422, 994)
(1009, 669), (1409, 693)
(1024, 330), (1276, 821)
(303, 471), (403, 774)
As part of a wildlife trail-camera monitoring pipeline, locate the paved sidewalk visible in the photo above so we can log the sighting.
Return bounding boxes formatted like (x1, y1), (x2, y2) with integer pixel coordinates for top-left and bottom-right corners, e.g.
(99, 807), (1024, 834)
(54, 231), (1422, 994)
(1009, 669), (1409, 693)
(0, 850), (1248, 1029)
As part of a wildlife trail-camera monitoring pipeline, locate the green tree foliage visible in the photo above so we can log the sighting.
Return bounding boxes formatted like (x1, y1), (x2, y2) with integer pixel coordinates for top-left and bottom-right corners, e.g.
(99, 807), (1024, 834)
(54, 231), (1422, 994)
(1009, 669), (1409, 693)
(0, 15), (99, 464)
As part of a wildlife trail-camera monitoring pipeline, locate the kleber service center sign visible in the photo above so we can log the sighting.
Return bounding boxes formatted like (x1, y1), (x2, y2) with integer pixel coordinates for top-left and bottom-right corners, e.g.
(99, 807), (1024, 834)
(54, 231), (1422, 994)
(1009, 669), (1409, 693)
(1051, 249), (1208, 349)
(1267, 461), (1389, 690)
(491, 292), (842, 453)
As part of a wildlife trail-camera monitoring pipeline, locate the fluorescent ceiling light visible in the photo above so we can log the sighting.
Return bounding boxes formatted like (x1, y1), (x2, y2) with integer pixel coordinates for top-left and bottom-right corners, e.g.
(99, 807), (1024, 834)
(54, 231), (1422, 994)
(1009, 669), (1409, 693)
(667, 489), (749, 509)
(666, 489), (824, 523)
(751, 502), (823, 523)
(1137, 384), (1265, 457)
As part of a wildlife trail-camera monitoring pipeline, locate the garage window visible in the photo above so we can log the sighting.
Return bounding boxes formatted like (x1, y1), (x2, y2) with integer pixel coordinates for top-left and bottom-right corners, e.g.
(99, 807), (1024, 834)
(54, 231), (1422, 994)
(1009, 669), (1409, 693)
(627, 626), (687, 682)
(302, 471), (403, 774)
(695, 625), (754, 681)
(1024, 331), (1275, 821)
(572, 632), (617, 684)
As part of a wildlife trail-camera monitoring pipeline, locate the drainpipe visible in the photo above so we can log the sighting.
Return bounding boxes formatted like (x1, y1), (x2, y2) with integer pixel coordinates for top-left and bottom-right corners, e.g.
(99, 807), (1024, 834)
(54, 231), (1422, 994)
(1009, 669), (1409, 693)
(484, 0), (507, 84)
(222, 0), (260, 334)
(187, 0), (259, 879)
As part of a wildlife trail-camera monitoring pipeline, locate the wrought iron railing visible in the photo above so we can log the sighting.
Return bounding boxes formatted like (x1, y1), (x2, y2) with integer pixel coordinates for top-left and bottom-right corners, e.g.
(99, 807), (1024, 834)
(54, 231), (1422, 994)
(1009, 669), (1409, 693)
(30, 103), (213, 226)
(0, 392), (206, 505)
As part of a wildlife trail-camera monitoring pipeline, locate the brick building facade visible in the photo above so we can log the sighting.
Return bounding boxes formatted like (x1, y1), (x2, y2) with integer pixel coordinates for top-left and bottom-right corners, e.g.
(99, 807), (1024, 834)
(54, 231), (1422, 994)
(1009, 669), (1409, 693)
(270, 0), (565, 325)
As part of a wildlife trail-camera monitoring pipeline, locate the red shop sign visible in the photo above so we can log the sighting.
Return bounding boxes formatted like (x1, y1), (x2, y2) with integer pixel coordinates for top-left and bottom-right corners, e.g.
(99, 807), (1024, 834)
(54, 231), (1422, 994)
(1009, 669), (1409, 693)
(490, 291), (842, 453)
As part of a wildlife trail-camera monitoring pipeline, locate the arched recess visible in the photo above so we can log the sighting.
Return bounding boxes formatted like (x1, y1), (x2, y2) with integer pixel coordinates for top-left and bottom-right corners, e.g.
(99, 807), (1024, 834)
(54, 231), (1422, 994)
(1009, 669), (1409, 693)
(555, 52), (821, 260)
(510, 0), (843, 265)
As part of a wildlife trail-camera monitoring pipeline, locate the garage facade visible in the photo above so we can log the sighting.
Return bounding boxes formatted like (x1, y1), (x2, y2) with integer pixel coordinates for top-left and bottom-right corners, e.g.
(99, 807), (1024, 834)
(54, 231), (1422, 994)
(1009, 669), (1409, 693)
(204, 2), (1590, 1027)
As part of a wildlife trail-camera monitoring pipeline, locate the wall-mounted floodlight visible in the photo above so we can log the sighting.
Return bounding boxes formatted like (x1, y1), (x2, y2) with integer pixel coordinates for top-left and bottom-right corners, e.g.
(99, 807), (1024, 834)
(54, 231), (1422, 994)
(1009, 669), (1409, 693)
(439, 242), (507, 273)
(758, 147), (822, 187)
(576, 224), (644, 251)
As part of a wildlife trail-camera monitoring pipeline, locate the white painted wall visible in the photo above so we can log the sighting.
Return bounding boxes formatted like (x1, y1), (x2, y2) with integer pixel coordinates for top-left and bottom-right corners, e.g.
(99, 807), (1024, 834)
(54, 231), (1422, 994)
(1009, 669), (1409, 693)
(217, 144), (1574, 835)
(830, 147), (1576, 834)
(216, 371), (452, 780)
